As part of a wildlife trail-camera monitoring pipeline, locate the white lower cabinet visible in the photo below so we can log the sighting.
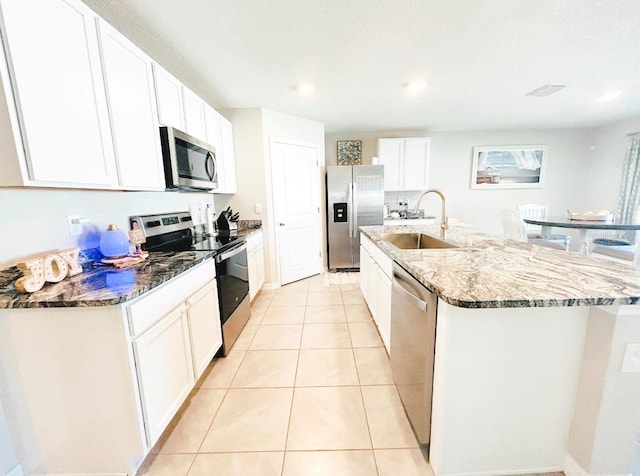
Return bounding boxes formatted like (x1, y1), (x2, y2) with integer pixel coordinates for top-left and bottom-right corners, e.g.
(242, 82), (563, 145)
(247, 230), (265, 301)
(360, 234), (392, 352)
(0, 259), (222, 475)
(127, 259), (221, 448)
(132, 304), (194, 446)
(187, 282), (223, 379)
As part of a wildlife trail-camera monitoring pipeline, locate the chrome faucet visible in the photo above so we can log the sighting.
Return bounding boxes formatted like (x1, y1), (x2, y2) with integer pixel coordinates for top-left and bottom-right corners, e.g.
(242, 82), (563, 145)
(414, 189), (448, 240)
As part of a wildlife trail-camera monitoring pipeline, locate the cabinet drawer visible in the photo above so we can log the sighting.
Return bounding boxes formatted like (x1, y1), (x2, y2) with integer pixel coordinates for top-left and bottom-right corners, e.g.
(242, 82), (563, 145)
(370, 243), (392, 279)
(127, 260), (215, 337)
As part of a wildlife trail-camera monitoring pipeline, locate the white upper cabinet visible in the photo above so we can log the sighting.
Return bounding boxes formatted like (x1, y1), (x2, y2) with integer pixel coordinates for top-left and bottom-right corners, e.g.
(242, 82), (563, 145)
(152, 64), (185, 130)
(97, 20), (164, 190)
(378, 139), (403, 191)
(182, 87), (206, 141)
(219, 114), (237, 194)
(377, 137), (430, 191)
(203, 103), (225, 190)
(0, 0), (118, 187)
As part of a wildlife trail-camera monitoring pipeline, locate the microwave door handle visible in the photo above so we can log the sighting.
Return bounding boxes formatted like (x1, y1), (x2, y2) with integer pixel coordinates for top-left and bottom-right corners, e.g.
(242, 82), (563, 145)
(205, 152), (215, 180)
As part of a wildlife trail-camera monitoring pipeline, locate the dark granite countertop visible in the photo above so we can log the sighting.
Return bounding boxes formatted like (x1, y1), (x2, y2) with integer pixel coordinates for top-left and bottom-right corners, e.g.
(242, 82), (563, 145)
(361, 224), (640, 309)
(0, 251), (214, 309)
(0, 226), (263, 309)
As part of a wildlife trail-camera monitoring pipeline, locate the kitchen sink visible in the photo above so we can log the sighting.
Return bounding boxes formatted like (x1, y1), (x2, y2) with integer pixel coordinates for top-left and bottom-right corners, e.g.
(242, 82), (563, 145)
(382, 233), (459, 250)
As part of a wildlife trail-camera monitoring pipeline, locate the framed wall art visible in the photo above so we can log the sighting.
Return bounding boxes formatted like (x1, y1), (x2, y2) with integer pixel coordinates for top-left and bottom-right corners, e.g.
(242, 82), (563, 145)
(471, 145), (547, 189)
(337, 140), (362, 165)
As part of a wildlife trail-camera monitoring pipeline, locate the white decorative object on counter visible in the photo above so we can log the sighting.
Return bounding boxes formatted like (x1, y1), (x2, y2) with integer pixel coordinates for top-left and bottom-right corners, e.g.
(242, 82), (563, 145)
(15, 248), (82, 293)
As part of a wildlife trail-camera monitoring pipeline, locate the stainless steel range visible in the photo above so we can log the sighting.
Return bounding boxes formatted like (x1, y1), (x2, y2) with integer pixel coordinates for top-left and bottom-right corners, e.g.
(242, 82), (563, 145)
(130, 211), (251, 356)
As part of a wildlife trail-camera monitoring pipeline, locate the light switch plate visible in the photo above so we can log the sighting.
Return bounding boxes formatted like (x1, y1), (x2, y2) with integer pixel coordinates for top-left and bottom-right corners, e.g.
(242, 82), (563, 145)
(255, 203), (263, 214)
(621, 343), (640, 373)
(67, 215), (83, 236)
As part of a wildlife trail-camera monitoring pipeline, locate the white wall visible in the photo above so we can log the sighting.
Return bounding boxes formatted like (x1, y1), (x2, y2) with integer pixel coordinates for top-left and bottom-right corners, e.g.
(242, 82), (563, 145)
(0, 396), (17, 476)
(581, 118), (640, 213)
(219, 108), (325, 285)
(327, 127), (596, 238)
(0, 189), (215, 268)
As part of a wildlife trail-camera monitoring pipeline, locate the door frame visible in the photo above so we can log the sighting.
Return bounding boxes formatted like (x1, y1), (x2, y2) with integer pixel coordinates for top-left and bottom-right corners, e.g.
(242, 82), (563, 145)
(269, 137), (323, 285)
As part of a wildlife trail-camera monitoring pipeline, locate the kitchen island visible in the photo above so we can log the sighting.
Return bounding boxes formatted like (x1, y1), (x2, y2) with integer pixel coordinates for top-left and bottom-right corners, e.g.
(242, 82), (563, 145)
(360, 224), (640, 476)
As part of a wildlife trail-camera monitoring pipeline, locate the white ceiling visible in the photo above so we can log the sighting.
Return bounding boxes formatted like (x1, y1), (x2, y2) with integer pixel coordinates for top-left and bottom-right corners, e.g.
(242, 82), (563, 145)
(85, 0), (640, 133)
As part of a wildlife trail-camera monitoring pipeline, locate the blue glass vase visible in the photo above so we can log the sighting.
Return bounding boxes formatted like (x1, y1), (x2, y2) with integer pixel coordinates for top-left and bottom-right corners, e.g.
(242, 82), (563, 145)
(99, 225), (130, 258)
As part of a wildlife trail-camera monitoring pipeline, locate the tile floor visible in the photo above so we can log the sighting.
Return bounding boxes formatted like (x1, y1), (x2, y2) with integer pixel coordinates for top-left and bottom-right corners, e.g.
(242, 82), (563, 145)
(138, 272), (433, 476)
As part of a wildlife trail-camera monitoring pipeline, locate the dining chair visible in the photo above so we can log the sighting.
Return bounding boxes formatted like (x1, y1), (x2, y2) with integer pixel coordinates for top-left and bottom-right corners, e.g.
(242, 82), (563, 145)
(517, 203), (571, 251)
(501, 208), (566, 251)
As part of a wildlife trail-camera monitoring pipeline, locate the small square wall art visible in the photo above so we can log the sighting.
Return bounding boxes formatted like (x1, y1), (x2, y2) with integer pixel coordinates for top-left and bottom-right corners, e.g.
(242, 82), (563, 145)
(337, 140), (362, 165)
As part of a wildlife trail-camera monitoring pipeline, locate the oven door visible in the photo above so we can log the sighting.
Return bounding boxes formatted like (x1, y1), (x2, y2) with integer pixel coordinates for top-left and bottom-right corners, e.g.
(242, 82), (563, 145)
(215, 242), (250, 324)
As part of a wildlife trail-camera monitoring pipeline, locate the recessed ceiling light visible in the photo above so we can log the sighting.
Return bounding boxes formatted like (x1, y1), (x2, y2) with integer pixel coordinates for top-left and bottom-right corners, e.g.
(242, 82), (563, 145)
(404, 79), (427, 95)
(597, 90), (622, 102)
(293, 83), (316, 96)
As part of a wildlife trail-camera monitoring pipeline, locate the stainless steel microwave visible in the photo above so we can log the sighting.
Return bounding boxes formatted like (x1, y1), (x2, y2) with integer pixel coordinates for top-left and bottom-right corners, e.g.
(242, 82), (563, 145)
(159, 126), (218, 191)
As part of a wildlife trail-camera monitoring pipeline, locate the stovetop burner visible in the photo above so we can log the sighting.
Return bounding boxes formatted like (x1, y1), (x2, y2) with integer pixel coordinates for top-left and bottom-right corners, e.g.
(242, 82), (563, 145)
(190, 232), (242, 252)
(130, 211), (244, 254)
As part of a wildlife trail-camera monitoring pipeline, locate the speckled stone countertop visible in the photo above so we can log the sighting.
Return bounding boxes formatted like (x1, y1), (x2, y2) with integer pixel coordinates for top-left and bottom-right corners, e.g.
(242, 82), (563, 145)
(0, 251), (214, 309)
(361, 224), (640, 308)
(0, 227), (263, 309)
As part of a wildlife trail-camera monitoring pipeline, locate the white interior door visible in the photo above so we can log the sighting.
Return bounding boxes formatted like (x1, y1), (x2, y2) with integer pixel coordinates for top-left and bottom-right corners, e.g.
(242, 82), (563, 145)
(271, 140), (321, 285)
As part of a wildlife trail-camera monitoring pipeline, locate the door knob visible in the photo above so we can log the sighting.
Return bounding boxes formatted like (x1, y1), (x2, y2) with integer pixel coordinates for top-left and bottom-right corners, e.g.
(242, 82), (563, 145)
(279, 223), (285, 226)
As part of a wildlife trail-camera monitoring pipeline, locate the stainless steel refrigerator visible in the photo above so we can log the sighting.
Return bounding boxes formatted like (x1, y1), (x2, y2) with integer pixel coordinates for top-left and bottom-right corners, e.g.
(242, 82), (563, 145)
(327, 165), (384, 270)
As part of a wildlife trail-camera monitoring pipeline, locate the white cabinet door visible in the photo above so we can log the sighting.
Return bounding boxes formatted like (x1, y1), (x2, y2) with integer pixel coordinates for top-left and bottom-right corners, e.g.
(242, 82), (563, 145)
(377, 137), (430, 191)
(219, 115), (237, 193)
(377, 268), (392, 353)
(133, 304), (194, 446)
(256, 244), (265, 291)
(248, 248), (257, 301)
(359, 245), (368, 300)
(377, 138), (403, 191)
(1, 0), (117, 186)
(182, 87), (205, 140)
(403, 138), (430, 191)
(97, 20), (164, 190)
(204, 104), (226, 191)
(367, 254), (378, 319)
(153, 64), (185, 130)
(186, 282), (222, 380)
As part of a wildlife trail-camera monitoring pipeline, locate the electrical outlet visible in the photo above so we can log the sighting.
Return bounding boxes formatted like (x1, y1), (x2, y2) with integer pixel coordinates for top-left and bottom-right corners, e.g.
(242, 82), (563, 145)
(67, 215), (83, 236)
(621, 343), (640, 373)
(255, 203), (263, 214)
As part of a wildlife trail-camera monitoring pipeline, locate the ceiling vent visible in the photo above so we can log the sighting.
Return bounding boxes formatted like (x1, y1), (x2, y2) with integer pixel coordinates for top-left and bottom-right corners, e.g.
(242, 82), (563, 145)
(525, 84), (567, 97)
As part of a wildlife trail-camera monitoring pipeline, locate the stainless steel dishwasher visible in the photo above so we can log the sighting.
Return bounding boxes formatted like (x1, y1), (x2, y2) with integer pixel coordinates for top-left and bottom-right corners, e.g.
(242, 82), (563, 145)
(390, 262), (438, 451)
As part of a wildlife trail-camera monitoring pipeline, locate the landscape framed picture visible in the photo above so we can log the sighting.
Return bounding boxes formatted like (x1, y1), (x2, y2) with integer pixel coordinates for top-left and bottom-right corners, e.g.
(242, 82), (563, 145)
(337, 140), (362, 165)
(471, 145), (547, 189)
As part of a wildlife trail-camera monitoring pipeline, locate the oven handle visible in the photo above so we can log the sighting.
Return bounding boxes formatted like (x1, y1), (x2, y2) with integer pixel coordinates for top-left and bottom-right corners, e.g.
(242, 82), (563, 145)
(216, 242), (247, 262)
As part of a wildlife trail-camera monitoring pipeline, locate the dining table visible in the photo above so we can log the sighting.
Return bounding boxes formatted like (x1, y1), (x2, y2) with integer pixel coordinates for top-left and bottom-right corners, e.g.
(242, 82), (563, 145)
(523, 216), (640, 255)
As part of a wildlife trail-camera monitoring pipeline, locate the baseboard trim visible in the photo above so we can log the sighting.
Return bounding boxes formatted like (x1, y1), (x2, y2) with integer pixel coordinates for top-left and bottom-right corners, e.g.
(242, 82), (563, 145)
(40, 473), (127, 476)
(563, 453), (629, 476)
(564, 455), (590, 476)
(7, 464), (23, 476)
(261, 282), (279, 291)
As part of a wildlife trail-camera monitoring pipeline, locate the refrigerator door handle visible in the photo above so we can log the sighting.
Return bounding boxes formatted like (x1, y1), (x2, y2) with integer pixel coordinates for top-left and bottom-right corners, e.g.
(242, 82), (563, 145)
(347, 182), (354, 238)
(352, 182), (358, 238)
